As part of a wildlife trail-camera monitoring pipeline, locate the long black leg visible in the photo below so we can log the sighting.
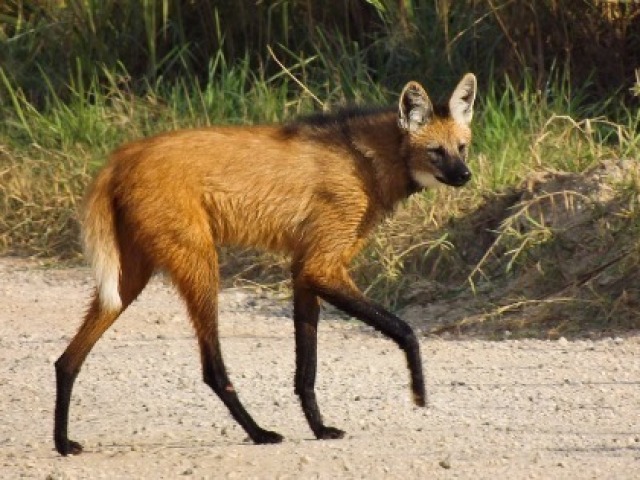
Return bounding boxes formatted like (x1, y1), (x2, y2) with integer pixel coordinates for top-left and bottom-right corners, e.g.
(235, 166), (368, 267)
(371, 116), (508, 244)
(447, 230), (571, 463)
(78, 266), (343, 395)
(54, 239), (152, 455)
(308, 273), (426, 407)
(197, 335), (283, 444)
(293, 284), (345, 439)
(171, 248), (282, 445)
(54, 297), (113, 455)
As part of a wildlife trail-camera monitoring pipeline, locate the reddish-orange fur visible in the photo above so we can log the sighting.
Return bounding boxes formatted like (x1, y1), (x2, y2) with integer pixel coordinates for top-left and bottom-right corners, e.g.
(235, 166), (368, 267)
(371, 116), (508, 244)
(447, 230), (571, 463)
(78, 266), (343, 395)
(54, 74), (477, 455)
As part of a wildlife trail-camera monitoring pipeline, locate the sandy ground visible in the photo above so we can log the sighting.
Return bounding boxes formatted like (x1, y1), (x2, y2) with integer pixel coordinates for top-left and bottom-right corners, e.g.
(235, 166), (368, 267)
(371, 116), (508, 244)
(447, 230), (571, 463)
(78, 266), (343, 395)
(1, 257), (639, 479)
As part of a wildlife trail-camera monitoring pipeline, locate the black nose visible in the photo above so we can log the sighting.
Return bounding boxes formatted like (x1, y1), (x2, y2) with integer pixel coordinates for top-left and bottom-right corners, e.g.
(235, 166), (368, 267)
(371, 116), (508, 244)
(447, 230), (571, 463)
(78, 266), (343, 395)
(450, 167), (471, 186)
(458, 169), (472, 183)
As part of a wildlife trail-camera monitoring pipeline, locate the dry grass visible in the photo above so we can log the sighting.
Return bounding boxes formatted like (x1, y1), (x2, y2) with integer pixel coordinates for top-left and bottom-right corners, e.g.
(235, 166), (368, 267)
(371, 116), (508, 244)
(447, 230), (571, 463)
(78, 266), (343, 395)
(0, 146), (90, 258)
(3, 89), (638, 339)
(1, 1), (639, 337)
(391, 160), (640, 338)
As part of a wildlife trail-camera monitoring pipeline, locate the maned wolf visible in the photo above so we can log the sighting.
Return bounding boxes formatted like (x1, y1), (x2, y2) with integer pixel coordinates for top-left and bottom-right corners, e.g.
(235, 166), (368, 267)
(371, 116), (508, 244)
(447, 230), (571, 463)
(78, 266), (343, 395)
(54, 73), (477, 455)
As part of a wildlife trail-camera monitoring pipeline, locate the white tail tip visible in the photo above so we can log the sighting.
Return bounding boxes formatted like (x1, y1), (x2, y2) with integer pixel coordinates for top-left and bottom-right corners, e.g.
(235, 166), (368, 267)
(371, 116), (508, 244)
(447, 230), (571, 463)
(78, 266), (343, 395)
(94, 260), (122, 312)
(100, 284), (122, 311)
(99, 279), (122, 312)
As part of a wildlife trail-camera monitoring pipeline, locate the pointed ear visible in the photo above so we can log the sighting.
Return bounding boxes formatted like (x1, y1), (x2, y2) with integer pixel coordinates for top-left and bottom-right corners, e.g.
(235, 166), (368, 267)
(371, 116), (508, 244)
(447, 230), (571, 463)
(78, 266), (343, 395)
(398, 81), (433, 132)
(449, 73), (477, 125)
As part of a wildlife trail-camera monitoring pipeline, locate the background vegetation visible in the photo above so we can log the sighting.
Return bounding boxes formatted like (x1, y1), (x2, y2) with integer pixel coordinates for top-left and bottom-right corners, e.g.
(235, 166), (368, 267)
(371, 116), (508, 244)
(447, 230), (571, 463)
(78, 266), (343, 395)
(1, 0), (639, 336)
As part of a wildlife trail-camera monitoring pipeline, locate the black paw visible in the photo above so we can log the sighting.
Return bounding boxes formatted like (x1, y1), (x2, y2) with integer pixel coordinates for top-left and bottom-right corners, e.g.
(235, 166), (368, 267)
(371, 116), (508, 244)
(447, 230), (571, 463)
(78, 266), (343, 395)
(412, 388), (428, 407)
(252, 429), (284, 444)
(55, 438), (83, 456)
(315, 426), (345, 440)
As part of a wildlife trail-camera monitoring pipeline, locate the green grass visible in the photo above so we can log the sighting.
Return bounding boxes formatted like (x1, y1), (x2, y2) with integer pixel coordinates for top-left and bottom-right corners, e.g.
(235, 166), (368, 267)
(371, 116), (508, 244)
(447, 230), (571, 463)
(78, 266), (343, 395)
(1, 51), (638, 259)
(1, 1), (639, 336)
(345, 72), (640, 325)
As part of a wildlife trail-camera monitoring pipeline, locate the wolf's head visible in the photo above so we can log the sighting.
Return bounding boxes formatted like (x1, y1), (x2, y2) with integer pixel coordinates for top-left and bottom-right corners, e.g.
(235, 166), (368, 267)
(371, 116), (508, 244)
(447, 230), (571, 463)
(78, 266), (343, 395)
(398, 73), (477, 188)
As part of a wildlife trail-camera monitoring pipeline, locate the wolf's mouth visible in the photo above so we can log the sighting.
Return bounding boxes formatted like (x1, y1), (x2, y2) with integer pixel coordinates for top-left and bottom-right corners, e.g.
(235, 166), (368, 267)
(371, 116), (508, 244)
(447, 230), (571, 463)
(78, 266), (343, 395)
(436, 175), (470, 188)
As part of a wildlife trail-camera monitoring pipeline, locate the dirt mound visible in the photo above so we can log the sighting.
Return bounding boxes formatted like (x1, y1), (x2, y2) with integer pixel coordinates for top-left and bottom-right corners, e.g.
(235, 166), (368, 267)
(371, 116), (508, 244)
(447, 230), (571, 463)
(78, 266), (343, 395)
(401, 159), (640, 338)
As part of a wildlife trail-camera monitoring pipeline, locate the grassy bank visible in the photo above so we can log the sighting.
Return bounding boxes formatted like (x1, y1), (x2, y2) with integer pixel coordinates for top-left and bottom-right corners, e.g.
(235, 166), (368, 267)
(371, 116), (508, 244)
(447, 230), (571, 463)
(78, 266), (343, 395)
(2, 57), (638, 337)
(2, 59), (637, 253)
(1, 1), (639, 336)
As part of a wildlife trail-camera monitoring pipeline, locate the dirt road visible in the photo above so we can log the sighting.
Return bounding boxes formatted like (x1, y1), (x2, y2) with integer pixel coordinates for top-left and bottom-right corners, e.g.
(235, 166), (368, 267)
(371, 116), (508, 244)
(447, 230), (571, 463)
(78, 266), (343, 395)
(1, 258), (639, 479)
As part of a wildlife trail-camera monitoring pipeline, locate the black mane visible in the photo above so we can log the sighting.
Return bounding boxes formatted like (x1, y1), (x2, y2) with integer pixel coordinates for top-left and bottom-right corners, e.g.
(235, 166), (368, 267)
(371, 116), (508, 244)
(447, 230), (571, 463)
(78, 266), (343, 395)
(292, 105), (395, 128)
(279, 100), (452, 140)
(288, 101), (451, 129)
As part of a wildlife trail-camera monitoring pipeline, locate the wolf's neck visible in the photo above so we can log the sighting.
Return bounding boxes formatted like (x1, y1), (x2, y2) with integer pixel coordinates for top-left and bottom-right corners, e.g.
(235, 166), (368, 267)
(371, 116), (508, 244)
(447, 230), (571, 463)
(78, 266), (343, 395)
(345, 111), (418, 212)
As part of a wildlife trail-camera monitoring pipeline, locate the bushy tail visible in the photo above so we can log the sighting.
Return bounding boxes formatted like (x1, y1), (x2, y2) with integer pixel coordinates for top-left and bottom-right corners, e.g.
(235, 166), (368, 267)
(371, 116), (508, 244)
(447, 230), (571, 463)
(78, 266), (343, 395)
(81, 165), (122, 312)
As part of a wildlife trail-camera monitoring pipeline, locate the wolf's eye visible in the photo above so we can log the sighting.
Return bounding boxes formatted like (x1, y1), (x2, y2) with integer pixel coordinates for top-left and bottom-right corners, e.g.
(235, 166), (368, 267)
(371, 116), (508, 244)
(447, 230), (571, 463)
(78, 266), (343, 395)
(458, 144), (467, 155)
(427, 147), (445, 158)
